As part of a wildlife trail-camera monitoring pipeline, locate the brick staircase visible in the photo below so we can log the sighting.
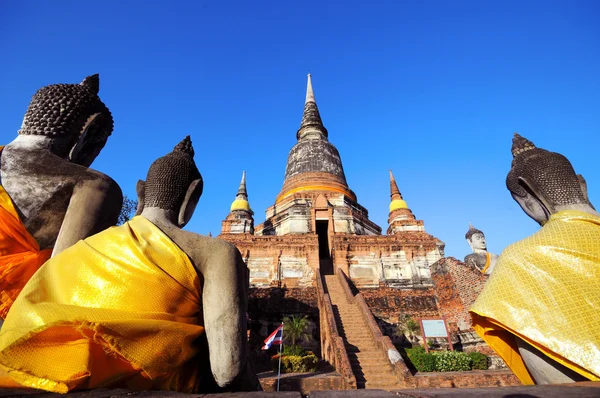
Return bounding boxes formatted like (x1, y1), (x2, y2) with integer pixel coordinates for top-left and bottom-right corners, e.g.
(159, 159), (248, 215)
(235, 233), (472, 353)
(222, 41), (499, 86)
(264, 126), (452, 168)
(323, 275), (399, 390)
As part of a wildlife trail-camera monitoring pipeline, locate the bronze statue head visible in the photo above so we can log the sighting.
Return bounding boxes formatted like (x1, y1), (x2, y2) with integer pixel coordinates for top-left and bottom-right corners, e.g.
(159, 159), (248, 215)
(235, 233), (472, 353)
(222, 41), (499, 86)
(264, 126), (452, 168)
(137, 136), (203, 227)
(18, 74), (113, 167)
(506, 133), (592, 225)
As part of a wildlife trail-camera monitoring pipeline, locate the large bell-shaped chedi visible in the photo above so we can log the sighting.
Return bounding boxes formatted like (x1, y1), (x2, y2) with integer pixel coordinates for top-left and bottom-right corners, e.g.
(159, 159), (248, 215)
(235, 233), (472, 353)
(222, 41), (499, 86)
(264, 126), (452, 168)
(255, 74), (381, 236)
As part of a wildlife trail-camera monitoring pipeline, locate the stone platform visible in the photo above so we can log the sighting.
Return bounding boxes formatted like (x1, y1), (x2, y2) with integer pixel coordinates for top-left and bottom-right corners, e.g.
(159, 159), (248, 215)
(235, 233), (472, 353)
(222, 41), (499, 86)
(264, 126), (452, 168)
(1, 382), (600, 397)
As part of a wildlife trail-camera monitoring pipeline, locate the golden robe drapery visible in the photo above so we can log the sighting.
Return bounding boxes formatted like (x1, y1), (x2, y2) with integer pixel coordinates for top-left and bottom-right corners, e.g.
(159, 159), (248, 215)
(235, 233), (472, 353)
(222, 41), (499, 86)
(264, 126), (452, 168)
(470, 210), (600, 384)
(0, 146), (52, 318)
(0, 216), (204, 393)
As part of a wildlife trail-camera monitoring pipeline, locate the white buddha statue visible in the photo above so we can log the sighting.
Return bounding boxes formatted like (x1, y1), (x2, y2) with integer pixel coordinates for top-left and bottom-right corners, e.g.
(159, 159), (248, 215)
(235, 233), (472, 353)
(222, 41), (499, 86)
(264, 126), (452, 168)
(464, 224), (498, 275)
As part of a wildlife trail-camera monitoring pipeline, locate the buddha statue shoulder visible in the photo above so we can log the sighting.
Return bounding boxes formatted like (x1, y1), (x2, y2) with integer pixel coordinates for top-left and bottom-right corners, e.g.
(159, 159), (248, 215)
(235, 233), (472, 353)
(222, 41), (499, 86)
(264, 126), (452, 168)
(463, 224), (498, 275)
(470, 133), (600, 385)
(0, 75), (122, 319)
(0, 136), (259, 393)
(0, 74), (122, 254)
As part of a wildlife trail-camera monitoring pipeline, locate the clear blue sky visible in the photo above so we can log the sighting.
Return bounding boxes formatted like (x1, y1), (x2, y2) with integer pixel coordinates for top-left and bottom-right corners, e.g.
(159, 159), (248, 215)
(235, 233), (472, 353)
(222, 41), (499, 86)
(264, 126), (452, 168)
(1, 1), (598, 259)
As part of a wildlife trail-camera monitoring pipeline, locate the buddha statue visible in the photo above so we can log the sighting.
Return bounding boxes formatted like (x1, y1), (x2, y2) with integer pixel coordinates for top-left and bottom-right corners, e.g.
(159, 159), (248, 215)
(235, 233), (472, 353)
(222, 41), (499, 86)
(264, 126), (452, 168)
(0, 136), (260, 393)
(464, 224), (498, 274)
(0, 74), (122, 318)
(470, 133), (600, 384)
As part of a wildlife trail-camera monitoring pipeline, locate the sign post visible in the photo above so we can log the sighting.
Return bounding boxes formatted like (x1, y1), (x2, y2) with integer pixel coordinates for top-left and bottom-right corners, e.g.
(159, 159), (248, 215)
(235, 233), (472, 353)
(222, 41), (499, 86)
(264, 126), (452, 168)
(419, 318), (453, 353)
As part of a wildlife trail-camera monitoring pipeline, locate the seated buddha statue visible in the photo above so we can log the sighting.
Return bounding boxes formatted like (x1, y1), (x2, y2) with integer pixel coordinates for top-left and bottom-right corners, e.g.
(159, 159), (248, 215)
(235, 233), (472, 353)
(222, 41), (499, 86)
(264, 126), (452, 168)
(0, 74), (122, 319)
(0, 136), (260, 393)
(464, 224), (498, 275)
(470, 133), (600, 384)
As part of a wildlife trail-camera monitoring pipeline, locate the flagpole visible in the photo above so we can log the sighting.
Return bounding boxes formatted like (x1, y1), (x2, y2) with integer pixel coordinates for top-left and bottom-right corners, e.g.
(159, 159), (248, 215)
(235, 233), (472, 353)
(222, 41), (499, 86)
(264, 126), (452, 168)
(277, 321), (284, 392)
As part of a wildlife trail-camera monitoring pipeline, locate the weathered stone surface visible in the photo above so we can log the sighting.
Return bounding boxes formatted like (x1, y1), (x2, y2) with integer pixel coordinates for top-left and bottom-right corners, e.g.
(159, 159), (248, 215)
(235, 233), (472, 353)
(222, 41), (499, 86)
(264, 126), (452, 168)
(430, 257), (487, 333)
(393, 382), (600, 397)
(311, 390), (396, 398)
(0, 389), (303, 397)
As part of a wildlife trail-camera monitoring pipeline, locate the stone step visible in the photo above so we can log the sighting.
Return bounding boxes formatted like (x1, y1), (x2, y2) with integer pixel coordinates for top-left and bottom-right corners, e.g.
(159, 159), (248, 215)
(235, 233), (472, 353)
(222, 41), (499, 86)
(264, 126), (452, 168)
(323, 276), (399, 390)
(344, 342), (378, 349)
(338, 325), (370, 330)
(343, 336), (376, 342)
(344, 345), (379, 353)
(338, 327), (371, 333)
(360, 365), (395, 375)
(344, 339), (377, 345)
(344, 337), (376, 342)
(354, 373), (397, 383)
(344, 343), (378, 349)
(335, 311), (362, 317)
(347, 353), (387, 362)
(349, 357), (389, 367)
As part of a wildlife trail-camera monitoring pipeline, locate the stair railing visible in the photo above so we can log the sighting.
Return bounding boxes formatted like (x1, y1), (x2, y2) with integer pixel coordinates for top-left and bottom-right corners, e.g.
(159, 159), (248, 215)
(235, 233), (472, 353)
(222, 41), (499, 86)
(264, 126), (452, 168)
(336, 269), (413, 386)
(315, 269), (357, 389)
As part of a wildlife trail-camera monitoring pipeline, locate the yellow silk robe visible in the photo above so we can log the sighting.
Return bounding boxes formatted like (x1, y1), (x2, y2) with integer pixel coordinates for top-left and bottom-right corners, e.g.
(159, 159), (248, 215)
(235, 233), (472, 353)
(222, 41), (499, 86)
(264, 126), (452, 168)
(470, 210), (600, 384)
(0, 178), (52, 319)
(0, 216), (204, 393)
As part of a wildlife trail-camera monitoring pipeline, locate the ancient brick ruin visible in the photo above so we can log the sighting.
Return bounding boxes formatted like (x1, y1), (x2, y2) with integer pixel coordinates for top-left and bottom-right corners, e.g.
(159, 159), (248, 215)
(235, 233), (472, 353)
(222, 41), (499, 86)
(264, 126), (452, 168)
(219, 75), (502, 384)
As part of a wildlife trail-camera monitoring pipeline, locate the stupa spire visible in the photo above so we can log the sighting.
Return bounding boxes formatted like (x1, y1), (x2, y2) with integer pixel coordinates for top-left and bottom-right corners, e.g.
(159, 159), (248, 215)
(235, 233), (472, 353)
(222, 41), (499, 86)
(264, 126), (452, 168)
(222, 171), (254, 234)
(306, 73), (316, 103)
(229, 171), (253, 214)
(388, 170), (408, 211)
(237, 170), (248, 199)
(387, 170), (424, 235)
(389, 170), (404, 201)
(297, 74), (328, 140)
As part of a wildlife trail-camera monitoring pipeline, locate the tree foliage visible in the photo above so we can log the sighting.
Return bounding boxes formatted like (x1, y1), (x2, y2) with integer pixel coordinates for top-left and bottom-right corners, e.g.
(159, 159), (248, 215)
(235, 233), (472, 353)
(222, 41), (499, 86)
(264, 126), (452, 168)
(118, 195), (138, 225)
(395, 315), (421, 343)
(283, 315), (311, 348)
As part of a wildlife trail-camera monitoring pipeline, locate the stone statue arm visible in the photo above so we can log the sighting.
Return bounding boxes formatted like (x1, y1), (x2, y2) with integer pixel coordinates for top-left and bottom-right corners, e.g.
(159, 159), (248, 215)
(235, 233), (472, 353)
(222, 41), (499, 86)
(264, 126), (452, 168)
(196, 241), (250, 388)
(53, 176), (122, 255)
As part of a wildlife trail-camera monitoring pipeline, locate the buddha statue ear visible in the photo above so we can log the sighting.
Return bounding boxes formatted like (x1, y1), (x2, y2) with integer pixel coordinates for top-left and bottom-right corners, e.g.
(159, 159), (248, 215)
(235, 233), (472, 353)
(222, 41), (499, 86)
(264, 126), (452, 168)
(135, 180), (145, 216)
(69, 113), (108, 167)
(513, 176), (552, 225)
(178, 179), (203, 228)
(577, 174), (594, 209)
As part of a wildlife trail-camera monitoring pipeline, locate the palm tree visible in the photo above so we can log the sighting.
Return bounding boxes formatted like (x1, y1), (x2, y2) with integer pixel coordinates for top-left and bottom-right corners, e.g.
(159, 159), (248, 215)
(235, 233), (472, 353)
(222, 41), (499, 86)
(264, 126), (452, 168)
(395, 315), (421, 343)
(283, 314), (311, 348)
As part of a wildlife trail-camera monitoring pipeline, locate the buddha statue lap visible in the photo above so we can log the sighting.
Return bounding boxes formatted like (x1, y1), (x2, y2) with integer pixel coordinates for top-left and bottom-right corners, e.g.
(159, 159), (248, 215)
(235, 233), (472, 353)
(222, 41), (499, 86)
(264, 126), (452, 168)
(0, 136), (260, 393)
(0, 75), (122, 319)
(470, 133), (600, 384)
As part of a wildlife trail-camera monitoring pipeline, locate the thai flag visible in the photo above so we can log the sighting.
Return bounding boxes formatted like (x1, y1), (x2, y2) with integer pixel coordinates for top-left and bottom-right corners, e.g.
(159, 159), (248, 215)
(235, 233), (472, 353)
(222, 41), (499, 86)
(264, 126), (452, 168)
(262, 324), (283, 350)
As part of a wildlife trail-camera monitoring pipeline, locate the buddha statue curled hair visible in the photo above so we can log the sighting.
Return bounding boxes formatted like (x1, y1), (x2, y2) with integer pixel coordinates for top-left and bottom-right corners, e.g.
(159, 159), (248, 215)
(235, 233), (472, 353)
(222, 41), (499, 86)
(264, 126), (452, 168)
(18, 74), (113, 139)
(506, 133), (590, 219)
(143, 135), (203, 211)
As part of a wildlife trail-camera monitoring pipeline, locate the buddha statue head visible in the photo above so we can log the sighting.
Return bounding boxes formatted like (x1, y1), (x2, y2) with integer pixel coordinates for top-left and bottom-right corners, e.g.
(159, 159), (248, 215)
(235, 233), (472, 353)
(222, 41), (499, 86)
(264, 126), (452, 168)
(506, 133), (596, 225)
(464, 223), (498, 274)
(465, 224), (487, 252)
(136, 136), (203, 227)
(18, 74), (113, 167)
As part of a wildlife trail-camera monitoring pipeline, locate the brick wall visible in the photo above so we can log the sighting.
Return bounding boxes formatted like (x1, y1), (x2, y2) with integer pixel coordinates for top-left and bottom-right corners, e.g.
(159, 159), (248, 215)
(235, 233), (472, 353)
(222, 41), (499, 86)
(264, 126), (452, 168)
(248, 287), (318, 316)
(260, 373), (351, 393)
(430, 257), (487, 332)
(360, 286), (439, 324)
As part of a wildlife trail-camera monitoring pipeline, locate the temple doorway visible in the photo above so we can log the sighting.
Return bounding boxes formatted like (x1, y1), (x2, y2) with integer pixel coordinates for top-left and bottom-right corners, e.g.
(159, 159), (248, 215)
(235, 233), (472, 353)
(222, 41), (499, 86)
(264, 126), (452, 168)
(317, 220), (333, 275)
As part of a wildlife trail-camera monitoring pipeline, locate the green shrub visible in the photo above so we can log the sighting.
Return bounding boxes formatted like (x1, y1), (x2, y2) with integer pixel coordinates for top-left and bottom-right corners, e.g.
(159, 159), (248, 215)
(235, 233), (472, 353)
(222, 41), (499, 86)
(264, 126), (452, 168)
(300, 353), (319, 372)
(283, 344), (306, 356)
(432, 351), (471, 372)
(271, 353), (318, 373)
(406, 347), (486, 372)
(406, 346), (435, 372)
(468, 352), (488, 370)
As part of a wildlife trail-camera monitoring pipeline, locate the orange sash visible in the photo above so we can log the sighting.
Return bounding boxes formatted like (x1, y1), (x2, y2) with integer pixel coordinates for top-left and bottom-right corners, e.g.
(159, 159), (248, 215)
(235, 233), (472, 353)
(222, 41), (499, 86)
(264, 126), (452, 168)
(0, 147), (52, 318)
